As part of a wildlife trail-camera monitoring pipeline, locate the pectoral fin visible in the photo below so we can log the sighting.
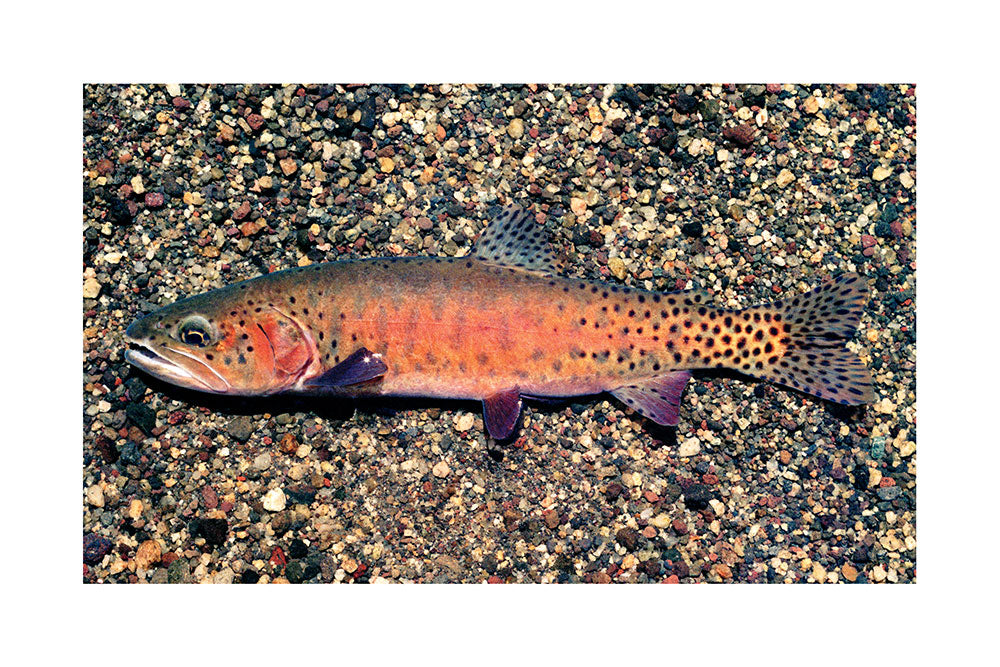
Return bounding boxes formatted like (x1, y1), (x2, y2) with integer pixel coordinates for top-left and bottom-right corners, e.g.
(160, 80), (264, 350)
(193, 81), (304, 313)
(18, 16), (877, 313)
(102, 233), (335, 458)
(482, 387), (522, 440)
(305, 347), (387, 388)
(610, 371), (691, 426)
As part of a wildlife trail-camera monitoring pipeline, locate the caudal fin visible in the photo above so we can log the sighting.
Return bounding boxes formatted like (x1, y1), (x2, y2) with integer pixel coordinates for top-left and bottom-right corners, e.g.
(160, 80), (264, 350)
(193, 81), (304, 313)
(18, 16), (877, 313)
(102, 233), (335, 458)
(750, 273), (876, 405)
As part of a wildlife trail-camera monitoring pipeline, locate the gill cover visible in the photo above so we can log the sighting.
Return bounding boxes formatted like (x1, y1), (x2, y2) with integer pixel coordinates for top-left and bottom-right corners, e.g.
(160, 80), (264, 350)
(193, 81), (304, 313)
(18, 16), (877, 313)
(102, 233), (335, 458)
(243, 308), (315, 392)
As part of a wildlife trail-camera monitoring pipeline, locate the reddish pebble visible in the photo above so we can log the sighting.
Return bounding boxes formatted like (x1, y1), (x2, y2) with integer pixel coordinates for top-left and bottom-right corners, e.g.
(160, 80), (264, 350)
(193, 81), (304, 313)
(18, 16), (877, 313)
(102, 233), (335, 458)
(246, 113), (265, 131)
(172, 97), (191, 109)
(663, 574), (680, 584)
(233, 201), (251, 221)
(861, 234), (877, 248)
(671, 518), (688, 535)
(144, 192), (164, 208)
(723, 123), (756, 147)
(201, 485), (219, 510)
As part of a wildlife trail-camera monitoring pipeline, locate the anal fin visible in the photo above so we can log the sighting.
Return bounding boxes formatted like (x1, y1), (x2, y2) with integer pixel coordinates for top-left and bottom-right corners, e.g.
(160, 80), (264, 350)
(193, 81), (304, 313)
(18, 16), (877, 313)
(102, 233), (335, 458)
(304, 347), (387, 388)
(610, 371), (691, 426)
(482, 387), (522, 440)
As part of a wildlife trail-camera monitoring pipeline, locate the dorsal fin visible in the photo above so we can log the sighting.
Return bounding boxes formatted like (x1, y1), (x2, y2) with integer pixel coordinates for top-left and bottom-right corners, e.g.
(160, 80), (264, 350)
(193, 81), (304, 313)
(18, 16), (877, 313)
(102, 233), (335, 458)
(471, 205), (562, 275)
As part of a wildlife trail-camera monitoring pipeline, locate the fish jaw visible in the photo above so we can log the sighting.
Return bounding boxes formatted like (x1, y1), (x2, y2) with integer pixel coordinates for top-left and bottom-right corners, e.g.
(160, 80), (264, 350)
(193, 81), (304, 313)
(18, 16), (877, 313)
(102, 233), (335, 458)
(124, 332), (231, 394)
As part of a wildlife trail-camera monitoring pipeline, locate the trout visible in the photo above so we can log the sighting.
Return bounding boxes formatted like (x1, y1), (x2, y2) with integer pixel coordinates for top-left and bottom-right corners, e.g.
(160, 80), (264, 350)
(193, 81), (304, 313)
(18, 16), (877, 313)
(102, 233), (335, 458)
(125, 206), (875, 439)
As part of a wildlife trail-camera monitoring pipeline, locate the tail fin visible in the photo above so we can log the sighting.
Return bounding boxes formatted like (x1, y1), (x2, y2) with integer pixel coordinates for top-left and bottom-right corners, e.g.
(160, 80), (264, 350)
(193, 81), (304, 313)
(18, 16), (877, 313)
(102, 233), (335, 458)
(749, 273), (876, 405)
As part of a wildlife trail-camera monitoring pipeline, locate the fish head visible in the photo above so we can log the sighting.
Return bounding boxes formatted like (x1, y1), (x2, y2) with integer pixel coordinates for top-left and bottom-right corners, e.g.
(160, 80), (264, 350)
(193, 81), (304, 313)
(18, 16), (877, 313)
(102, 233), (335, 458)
(125, 285), (317, 395)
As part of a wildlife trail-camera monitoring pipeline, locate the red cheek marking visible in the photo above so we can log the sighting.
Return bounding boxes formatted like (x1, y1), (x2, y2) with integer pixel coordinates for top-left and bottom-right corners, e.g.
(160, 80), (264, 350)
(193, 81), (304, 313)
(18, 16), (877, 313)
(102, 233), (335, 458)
(258, 315), (311, 378)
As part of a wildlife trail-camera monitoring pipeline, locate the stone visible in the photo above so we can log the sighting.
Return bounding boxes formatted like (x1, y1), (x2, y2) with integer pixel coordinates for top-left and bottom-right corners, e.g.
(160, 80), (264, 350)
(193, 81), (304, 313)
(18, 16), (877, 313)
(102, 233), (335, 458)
(378, 157), (395, 173)
(776, 169), (796, 187)
(252, 453), (271, 471)
(233, 201), (251, 221)
(86, 484), (104, 507)
(900, 171), (914, 189)
(872, 166), (891, 181)
(570, 197), (588, 216)
(134, 539), (161, 569)
(83, 277), (101, 299)
(279, 158), (298, 176)
(130, 175), (145, 194)
(262, 488), (287, 512)
(803, 96), (819, 114)
(165, 83), (181, 97)
(841, 563), (858, 582)
(678, 438), (700, 457)
(616, 527), (640, 551)
(607, 257), (626, 280)
(126, 403), (156, 434)
(455, 413), (475, 431)
(226, 416), (254, 441)
(681, 221), (703, 238)
(128, 499), (143, 519)
(723, 123), (756, 147)
(432, 461), (450, 478)
(83, 534), (112, 565)
(507, 118), (524, 139)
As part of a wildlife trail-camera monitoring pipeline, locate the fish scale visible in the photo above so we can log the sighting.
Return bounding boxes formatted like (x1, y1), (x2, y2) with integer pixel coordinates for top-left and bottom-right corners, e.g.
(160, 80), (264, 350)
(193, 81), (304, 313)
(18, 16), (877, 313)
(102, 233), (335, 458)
(125, 205), (875, 440)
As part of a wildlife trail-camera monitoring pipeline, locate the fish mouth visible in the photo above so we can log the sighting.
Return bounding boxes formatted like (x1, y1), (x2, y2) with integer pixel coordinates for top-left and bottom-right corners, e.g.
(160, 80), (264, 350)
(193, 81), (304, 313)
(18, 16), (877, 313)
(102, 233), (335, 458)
(125, 339), (231, 394)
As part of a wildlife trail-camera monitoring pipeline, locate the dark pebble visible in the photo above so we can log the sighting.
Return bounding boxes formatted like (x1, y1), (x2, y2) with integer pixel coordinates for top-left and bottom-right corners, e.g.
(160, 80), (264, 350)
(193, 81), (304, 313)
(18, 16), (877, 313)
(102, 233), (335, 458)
(83, 533), (112, 565)
(682, 484), (712, 510)
(191, 518), (228, 546)
(285, 561), (306, 583)
(681, 221), (703, 238)
(125, 403), (156, 435)
(289, 538), (309, 559)
(226, 416), (255, 441)
(673, 93), (697, 114)
(616, 527), (641, 551)
(877, 486), (902, 501)
(107, 197), (133, 225)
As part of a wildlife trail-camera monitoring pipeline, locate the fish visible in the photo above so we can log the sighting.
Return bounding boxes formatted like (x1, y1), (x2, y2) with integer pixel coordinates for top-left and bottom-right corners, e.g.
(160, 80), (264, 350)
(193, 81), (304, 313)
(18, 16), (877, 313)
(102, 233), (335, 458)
(125, 205), (875, 440)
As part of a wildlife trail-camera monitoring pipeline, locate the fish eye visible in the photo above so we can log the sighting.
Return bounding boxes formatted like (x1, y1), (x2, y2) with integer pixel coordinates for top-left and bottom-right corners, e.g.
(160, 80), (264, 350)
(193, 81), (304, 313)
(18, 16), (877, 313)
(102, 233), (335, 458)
(178, 316), (213, 348)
